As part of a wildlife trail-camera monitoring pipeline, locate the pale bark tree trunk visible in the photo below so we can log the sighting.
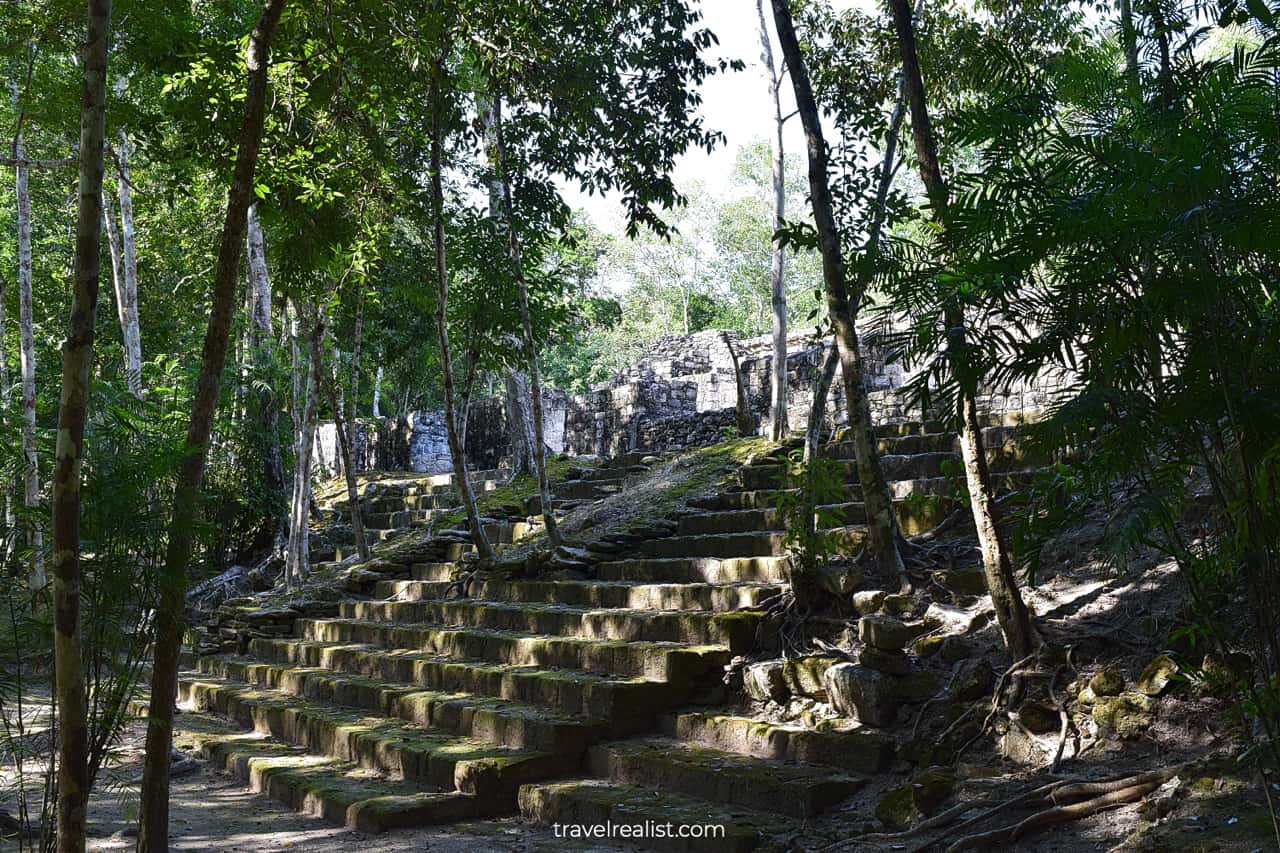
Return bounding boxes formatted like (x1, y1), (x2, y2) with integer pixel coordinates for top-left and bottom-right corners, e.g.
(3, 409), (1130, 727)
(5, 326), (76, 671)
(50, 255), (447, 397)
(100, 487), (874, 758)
(770, 0), (909, 587)
(15, 123), (45, 591)
(115, 129), (141, 397)
(491, 95), (560, 544)
(245, 203), (286, 548)
(103, 189), (126, 333)
(328, 332), (369, 561)
(888, 0), (1037, 658)
(371, 361), (382, 417)
(285, 301), (319, 584)
(50, 3), (111, 850)
(430, 66), (493, 560)
(1, 272), (11, 549)
(477, 96), (535, 485)
(348, 286), (362, 452)
(502, 366), (534, 478)
(137, 3), (287, 848)
(757, 0), (789, 441)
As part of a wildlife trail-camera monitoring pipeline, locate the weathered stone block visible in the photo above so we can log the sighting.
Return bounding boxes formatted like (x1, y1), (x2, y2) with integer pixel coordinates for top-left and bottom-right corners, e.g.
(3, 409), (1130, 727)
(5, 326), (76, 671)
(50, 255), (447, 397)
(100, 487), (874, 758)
(824, 663), (899, 728)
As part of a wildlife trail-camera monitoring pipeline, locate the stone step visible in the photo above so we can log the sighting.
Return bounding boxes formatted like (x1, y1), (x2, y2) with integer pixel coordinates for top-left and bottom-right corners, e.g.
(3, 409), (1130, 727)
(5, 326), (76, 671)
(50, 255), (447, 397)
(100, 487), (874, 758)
(677, 499), (952, 537)
(411, 562), (463, 582)
(661, 711), (895, 774)
(825, 430), (1043, 471)
(594, 556), (789, 584)
(295, 618), (733, 681)
(187, 657), (611, 754)
(699, 470), (1034, 512)
(872, 419), (947, 437)
(362, 509), (435, 529)
(738, 453), (959, 491)
(194, 732), (482, 831)
(587, 737), (866, 818)
(338, 599), (762, 652)
(519, 778), (785, 853)
(177, 675), (570, 803)
(373, 578), (782, 611)
(554, 479), (625, 501)
(247, 638), (679, 720)
(635, 531), (790, 559)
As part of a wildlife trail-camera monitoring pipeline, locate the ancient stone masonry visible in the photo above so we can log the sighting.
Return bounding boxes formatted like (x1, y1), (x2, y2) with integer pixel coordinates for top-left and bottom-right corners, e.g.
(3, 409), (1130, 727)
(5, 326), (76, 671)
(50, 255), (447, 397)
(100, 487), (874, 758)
(315, 325), (1070, 475)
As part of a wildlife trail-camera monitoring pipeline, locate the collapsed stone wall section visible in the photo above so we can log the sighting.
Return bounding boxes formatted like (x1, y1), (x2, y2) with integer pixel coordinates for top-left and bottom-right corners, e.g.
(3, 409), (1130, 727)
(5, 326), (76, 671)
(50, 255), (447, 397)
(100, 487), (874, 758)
(314, 325), (1068, 476)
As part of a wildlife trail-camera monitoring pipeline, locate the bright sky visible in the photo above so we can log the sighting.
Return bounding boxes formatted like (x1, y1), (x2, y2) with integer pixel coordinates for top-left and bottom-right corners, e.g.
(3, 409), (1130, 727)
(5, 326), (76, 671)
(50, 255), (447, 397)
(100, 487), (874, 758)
(561, 0), (859, 233)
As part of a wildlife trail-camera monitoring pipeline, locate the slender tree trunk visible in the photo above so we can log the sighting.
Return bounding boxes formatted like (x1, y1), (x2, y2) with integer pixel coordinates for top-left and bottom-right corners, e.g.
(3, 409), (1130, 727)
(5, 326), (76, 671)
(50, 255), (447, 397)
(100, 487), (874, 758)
(804, 339), (839, 466)
(51, 3), (111, 850)
(1118, 0), (1140, 87)
(348, 286), (363, 454)
(371, 361), (382, 417)
(137, 3), (287, 849)
(1, 272), (11, 549)
(888, 0), (1037, 658)
(770, 0), (908, 586)
(15, 125), (45, 591)
(503, 368), (534, 479)
(284, 306), (305, 582)
(491, 96), (560, 544)
(285, 300), (320, 582)
(245, 203), (286, 547)
(115, 129), (142, 397)
(459, 343), (479, 454)
(757, 0), (789, 440)
(325, 339), (369, 561)
(430, 66), (493, 560)
(103, 189), (126, 338)
(721, 332), (754, 438)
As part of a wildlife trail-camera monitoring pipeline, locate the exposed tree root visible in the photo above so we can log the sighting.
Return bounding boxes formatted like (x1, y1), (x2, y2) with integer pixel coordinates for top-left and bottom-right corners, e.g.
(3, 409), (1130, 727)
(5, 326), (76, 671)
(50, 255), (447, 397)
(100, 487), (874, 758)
(943, 767), (1180, 852)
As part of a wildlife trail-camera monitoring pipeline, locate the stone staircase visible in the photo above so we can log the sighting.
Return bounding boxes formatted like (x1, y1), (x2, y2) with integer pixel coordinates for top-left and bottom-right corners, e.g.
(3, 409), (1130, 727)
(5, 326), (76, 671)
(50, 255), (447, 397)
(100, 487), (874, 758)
(175, 418), (1041, 848)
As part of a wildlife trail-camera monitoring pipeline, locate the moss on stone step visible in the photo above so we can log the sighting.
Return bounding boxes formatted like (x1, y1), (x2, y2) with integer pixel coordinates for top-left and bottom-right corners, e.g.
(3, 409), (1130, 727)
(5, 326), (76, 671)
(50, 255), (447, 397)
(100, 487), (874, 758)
(246, 637), (678, 718)
(587, 737), (865, 818)
(337, 599), (763, 652)
(294, 618), (733, 680)
(195, 731), (480, 831)
(177, 675), (570, 800)
(662, 711), (895, 774)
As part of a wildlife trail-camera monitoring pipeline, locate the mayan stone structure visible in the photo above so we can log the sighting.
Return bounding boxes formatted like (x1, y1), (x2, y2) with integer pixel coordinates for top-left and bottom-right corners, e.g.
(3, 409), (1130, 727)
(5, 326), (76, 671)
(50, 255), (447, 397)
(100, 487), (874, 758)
(314, 325), (1068, 476)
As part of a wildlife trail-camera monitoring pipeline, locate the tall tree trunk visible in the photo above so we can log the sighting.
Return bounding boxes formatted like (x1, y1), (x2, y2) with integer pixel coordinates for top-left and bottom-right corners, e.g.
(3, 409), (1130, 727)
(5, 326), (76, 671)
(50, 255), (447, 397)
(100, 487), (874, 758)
(285, 300), (320, 584)
(1, 272), (11, 550)
(245, 203), (286, 548)
(757, 0), (789, 440)
(51, 3), (111, 850)
(769, 0), (909, 587)
(103, 188), (126, 337)
(348, 286), (363, 452)
(371, 361), (382, 417)
(430, 66), (493, 560)
(888, 0), (1037, 658)
(115, 128), (142, 397)
(1118, 0), (1140, 87)
(137, 3), (287, 849)
(503, 367), (534, 478)
(15, 125), (45, 592)
(325, 337), (369, 561)
(491, 95), (560, 545)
